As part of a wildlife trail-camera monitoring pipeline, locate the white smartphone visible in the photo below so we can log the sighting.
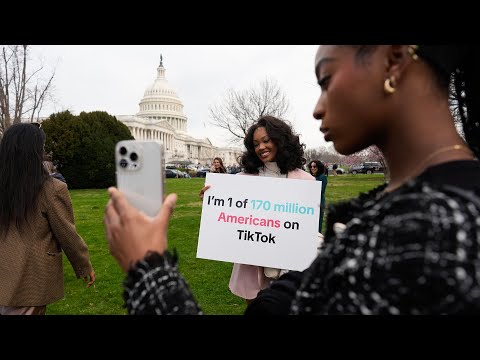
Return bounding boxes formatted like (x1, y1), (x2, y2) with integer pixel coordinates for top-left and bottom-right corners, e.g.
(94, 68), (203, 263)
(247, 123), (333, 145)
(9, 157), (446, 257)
(115, 140), (164, 217)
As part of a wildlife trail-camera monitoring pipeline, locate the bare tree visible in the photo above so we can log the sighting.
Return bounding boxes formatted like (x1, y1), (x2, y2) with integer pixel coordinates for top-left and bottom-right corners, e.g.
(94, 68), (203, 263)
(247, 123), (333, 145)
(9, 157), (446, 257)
(305, 145), (344, 165)
(0, 45), (55, 137)
(209, 78), (290, 144)
(304, 148), (323, 164)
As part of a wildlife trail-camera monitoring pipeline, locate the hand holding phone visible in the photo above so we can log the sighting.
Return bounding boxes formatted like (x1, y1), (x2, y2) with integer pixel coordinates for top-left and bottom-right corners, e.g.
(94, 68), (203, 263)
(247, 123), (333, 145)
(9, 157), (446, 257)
(105, 187), (178, 273)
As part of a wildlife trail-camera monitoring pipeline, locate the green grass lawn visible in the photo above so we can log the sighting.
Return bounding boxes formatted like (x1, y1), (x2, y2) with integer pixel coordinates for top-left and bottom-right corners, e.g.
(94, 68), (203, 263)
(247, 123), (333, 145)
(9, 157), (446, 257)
(46, 174), (385, 315)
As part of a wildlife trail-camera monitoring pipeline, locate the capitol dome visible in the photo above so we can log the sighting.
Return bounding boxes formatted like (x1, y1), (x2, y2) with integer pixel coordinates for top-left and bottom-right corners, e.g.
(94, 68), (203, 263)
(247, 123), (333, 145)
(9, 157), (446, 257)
(137, 56), (187, 133)
(116, 54), (243, 167)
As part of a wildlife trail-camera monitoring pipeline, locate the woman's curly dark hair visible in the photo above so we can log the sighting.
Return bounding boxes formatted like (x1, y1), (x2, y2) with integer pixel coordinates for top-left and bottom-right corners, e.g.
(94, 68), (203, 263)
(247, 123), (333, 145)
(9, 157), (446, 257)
(239, 116), (306, 175)
(308, 160), (326, 177)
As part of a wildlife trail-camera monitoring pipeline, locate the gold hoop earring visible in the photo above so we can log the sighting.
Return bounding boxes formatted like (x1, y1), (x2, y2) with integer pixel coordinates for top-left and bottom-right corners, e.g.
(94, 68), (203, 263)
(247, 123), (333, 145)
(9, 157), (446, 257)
(384, 76), (396, 94)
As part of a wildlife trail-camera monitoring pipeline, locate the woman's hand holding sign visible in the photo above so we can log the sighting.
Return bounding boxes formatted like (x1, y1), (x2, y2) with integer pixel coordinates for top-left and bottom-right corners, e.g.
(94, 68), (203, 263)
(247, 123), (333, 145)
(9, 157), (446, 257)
(199, 185), (211, 200)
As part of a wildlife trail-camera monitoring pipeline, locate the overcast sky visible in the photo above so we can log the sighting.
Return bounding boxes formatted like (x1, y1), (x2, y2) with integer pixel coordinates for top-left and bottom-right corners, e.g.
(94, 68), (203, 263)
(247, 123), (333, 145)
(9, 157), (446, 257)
(32, 45), (329, 150)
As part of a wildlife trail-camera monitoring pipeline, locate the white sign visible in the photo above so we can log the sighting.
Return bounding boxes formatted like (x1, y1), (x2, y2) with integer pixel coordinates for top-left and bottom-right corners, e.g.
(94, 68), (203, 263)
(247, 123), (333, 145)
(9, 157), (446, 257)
(196, 173), (322, 271)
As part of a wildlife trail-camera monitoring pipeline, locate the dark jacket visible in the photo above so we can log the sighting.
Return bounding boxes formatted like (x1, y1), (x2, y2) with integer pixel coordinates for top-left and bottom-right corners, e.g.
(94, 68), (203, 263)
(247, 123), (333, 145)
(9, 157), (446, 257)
(121, 160), (480, 315)
(314, 173), (328, 233)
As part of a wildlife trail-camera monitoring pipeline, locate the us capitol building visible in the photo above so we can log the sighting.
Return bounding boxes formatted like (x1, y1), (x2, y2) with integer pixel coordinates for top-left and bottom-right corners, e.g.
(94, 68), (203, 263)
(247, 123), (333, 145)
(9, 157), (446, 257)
(115, 57), (242, 166)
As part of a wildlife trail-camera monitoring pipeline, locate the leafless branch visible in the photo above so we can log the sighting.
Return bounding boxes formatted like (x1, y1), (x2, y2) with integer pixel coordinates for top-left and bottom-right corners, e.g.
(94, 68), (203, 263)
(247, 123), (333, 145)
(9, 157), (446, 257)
(0, 45), (55, 137)
(209, 78), (290, 144)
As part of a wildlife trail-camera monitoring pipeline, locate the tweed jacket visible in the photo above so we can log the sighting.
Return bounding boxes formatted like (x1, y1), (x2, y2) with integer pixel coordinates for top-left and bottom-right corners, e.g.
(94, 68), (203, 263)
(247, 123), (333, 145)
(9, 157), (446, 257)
(120, 160), (480, 315)
(0, 178), (93, 306)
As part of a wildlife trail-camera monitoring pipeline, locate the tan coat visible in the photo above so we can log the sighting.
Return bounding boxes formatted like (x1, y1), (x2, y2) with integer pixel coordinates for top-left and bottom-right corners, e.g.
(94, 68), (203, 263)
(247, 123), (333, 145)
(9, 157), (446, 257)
(0, 178), (93, 306)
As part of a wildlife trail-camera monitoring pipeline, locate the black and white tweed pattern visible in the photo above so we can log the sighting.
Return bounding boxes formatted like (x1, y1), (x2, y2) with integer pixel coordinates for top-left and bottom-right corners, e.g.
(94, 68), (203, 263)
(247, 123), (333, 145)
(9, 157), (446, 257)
(290, 180), (480, 314)
(123, 251), (202, 315)
(121, 162), (480, 315)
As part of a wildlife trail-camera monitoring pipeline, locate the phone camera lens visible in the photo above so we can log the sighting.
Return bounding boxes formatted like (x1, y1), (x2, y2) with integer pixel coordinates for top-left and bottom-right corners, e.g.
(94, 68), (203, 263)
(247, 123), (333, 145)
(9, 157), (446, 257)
(130, 152), (138, 161)
(119, 159), (128, 168)
(119, 147), (127, 155)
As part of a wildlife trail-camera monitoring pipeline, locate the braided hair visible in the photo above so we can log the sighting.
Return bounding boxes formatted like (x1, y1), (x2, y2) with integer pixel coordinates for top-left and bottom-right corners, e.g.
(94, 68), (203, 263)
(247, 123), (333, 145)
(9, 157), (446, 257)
(417, 45), (480, 158)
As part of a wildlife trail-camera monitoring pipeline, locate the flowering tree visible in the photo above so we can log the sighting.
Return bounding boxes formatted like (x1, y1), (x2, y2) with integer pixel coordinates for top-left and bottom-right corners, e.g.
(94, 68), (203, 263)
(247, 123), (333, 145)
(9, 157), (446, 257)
(306, 144), (388, 179)
(342, 153), (367, 168)
(364, 145), (388, 179)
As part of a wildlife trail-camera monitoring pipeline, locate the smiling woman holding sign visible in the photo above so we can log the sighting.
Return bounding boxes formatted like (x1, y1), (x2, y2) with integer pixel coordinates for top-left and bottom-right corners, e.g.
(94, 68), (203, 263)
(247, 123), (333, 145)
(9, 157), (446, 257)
(200, 116), (315, 302)
(105, 45), (480, 314)
(227, 116), (315, 302)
